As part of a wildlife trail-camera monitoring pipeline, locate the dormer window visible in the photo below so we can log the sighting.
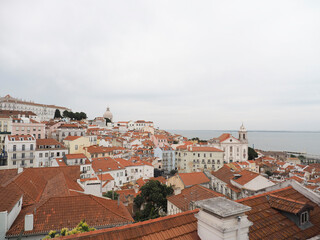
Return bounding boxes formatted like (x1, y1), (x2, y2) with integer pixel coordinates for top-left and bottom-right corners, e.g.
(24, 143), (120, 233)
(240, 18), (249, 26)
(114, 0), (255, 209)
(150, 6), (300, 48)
(300, 211), (309, 225)
(267, 194), (314, 229)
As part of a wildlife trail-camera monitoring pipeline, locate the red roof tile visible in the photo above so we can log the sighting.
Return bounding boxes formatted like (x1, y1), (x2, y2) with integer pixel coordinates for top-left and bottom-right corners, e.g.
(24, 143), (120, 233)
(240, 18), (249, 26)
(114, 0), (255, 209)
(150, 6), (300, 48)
(7, 195), (133, 237)
(64, 136), (82, 141)
(189, 146), (223, 152)
(267, 194), (312, 214)
(237, 186), (320, 240)
(179, 172), (210, 187)
(58, 209), (199, 240)
(168, 185), (224, 211)
(232, 170), (260, 186)
(36, 138), (66, 149)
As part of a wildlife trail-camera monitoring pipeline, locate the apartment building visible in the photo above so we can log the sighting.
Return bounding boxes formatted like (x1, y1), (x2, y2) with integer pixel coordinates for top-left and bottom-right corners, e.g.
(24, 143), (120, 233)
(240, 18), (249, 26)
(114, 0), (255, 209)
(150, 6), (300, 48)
(35, 138), (68, 167)
(1, 134), (36, 169)
(175, 146), (224, 173)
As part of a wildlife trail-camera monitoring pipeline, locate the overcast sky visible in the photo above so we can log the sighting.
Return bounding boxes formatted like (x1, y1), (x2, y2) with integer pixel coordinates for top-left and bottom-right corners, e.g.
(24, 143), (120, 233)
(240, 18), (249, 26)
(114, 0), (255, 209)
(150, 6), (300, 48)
(1, 0), (320, 131)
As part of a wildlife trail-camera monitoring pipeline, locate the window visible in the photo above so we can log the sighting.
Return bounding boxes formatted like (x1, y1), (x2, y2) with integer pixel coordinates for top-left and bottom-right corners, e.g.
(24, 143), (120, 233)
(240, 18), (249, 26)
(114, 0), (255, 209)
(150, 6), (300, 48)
(38, 134), (40, 139)
(39, 153), (43, 158)
(30, 144), (33, 150)
(22, 145), (25, 151)
(13, 161), (16, 165)
(57, 152), (60, 157)
(30, 159), (33, 164)
(13, 145), (16, 151)
(301, 211), (309, 225)
(13, 153), (16, 159)
(22, 153), (25, 159)
(45, 153), (48, 157)
(75, 145), (78, 150)
(16, 127), (19, 131)
(30, 152), (33, 157)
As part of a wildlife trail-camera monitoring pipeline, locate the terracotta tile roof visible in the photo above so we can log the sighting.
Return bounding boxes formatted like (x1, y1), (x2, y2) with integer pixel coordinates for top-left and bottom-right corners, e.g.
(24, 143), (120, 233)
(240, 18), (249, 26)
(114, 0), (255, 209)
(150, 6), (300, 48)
(7, 195), (133, 237)
(136, 177), (147, 188)
(189, 146), (223, 152)
(287, 176), (304, 183)
(7, 134), (35, 141)
(63, 135), (82, 141)
(36, 138), (66, 149)
(0, 182), (22, 212)
(0, 169), (18, 186)
(91, 157), (124, 172)
(2, 166), (83, 207)
(237, 186), (320, 239)
(97, 173), (114, 181)
(232, 170), (260, 186)
(59, 124), (82, 129)
(149, 176), (167, 184)
(212, 165), (240, 188)
(179, 172), (210, 187)
(168, 185), (224, 211)
(217, 133), (239, 142)
(58, 209), (199, 240)
(65, 153), (87, 159)
(85, 146), (114, 154)
(267, 194), (313, 214)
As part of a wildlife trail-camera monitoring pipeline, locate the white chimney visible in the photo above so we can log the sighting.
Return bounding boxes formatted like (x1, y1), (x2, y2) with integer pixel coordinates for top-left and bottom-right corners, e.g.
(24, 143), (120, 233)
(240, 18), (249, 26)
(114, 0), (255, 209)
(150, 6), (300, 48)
(18, 168), (23, 174)
(24, 214), (33, 231)
(195, 197), (252, 240)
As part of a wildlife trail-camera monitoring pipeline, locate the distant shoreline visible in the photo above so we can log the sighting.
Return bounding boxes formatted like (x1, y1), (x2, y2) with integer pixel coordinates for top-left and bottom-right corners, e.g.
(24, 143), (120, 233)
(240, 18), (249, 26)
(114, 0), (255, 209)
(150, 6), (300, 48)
(167, 130), (320, 133)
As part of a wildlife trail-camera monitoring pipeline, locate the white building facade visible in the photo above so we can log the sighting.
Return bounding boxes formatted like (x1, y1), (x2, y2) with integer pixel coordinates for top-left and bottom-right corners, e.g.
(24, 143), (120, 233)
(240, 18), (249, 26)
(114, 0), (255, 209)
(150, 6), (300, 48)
(0, 95), (70, 121)
(1, 135), (36, 169)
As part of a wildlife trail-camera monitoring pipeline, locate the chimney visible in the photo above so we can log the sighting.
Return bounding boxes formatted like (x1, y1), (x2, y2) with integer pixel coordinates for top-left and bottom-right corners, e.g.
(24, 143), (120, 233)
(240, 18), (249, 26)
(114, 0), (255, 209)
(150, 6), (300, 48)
(24, 214), (34, 231)
(195, 197), (252, 240)
(18, 168), (23, 174)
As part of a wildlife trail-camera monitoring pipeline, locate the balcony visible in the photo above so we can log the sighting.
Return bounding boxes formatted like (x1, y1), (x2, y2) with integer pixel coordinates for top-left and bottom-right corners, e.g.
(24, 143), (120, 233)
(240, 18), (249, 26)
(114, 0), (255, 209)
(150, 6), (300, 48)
(12, 156), (35, 161)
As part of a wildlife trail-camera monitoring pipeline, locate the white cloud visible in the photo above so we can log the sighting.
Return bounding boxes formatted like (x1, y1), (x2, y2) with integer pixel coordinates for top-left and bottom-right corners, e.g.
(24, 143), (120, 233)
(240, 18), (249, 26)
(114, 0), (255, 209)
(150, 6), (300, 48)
(1, 0), (320, 130)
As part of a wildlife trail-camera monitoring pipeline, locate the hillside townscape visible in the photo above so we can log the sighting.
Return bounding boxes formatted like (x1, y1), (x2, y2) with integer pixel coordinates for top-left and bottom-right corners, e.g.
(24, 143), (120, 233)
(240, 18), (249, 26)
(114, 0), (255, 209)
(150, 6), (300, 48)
(0, 95), (320, 240)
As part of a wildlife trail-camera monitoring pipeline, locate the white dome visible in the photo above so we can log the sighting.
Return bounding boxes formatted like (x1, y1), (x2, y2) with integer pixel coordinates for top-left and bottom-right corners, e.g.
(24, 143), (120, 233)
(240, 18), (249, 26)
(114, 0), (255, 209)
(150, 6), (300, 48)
(103, 107), (113, 120)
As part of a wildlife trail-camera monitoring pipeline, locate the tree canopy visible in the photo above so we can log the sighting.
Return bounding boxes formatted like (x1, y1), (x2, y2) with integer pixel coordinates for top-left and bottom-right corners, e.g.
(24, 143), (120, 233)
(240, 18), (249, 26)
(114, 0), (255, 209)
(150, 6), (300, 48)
(54, 109), (62, 119)
(134, 180), (173, 221)
(44, 220), (95, 238)
(103, 190), (119, 200)
(248, 147), (258, 160)
(62, 110), (87, 120)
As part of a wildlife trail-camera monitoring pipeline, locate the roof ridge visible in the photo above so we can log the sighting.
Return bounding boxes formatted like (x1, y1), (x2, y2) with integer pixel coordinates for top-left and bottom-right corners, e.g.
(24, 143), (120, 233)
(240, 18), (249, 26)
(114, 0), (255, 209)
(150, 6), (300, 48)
(236, 186), (293, 202)
(63, 209), (199, 239)
(268, 194), (307, 205)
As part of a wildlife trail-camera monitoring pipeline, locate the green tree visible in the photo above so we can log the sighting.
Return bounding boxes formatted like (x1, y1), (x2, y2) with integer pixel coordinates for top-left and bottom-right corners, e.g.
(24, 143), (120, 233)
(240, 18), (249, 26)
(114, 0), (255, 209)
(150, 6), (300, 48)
(265, 170), (273, 177)
(79, 112), (87, 120)
(103, 190), (119, 200)
(63, 110), (69, 118)
(133, 180), (173, 222)
(170, 169), (177, 175)
(74, 112), (81, 120)
(248, 147), (258, 160)
(44, 220), (95, 239)
(54, 109), (62, 119)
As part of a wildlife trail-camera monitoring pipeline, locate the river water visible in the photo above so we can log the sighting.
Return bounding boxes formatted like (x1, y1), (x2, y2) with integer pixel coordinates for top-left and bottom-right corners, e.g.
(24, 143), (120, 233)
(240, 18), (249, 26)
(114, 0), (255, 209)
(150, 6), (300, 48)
(168, 130), (320, 155)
